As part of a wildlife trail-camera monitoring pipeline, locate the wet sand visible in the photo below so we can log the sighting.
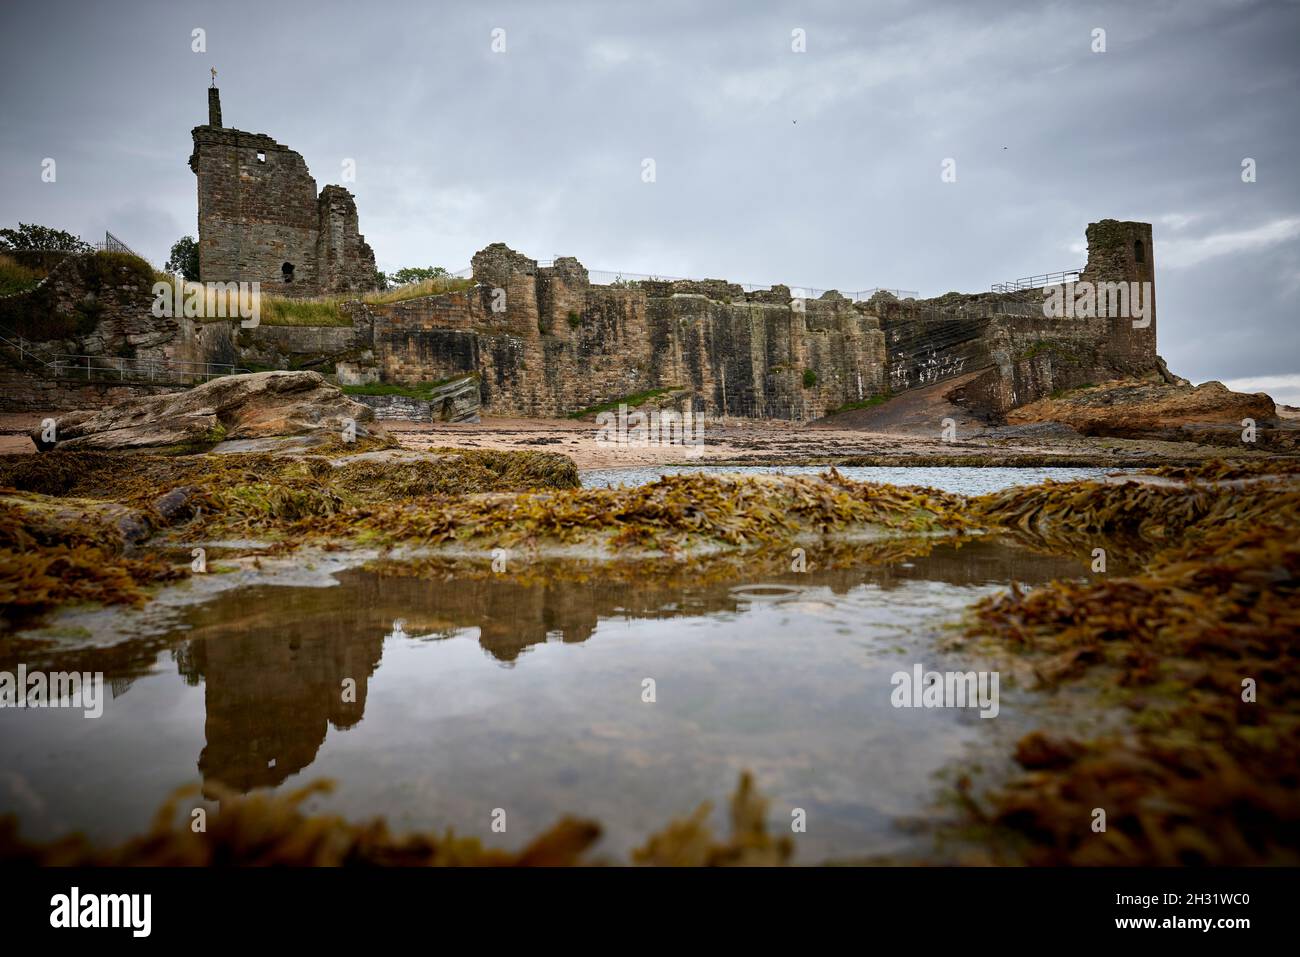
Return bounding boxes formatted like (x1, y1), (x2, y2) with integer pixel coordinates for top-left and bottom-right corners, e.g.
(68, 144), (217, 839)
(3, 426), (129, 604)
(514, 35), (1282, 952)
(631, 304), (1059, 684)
(0, 411), (1268, 467)
(387, 416), (1249, 469)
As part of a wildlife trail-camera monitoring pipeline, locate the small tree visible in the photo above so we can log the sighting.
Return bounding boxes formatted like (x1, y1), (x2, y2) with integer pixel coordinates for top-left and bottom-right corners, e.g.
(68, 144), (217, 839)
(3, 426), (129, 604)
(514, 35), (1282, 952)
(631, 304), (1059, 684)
(0, 223), (91, 252)
(389, 266), (451, 286)
(165, 236), (200, 280)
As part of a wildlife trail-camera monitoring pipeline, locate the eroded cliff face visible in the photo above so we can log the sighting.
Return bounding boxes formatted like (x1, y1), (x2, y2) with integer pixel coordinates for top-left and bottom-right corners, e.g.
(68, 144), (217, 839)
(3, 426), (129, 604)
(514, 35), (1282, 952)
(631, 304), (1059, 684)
(358, 244), (889, 419)
(354, 228), (1161, 421)
(2, 221), (1168, 423)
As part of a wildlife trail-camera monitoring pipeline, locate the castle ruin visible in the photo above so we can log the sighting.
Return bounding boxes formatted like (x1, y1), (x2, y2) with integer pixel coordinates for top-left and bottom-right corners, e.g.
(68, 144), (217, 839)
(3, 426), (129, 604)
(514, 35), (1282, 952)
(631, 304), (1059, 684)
(189, 87), (377, 296)
(319, 218), (1158, 422)
(0, 86), (1164, 426)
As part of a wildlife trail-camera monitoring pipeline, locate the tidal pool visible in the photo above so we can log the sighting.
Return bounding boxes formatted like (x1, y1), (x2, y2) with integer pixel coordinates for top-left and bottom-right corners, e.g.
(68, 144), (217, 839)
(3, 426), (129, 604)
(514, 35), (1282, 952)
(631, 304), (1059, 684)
(0, 537), (1095, 863)
(581, 465), (1123, 494)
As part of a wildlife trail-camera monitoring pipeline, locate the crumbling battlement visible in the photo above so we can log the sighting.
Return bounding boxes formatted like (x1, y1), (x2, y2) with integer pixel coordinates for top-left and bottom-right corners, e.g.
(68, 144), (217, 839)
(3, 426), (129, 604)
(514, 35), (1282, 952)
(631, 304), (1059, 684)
(3, 208), (1160, 422)
(357, 245), (888, 419)
(352, 220), (1159, 421)
(189, 88), (377, 297)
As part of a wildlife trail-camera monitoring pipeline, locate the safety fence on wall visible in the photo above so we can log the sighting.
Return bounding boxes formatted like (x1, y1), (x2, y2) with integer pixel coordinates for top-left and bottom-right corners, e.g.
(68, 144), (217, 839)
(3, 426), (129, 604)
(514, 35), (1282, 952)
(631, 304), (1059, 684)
(991, 267), (1083, 294)
(3, 231), (150, 265)
(0, 324), (248, 385)
(450, 262), (1061, 316)
(878, 298), (1048, 322)
(449, 263), (918, 301)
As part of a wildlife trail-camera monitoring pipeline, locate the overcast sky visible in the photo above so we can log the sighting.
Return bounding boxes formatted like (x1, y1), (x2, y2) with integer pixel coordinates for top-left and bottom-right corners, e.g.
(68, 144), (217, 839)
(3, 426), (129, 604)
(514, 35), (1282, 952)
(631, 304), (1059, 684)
(2, 0), (1297, 398)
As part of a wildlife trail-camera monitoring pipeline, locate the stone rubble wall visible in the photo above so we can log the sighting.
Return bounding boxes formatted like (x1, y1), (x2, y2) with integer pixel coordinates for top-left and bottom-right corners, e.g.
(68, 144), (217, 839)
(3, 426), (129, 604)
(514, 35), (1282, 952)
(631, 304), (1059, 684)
(351, 375), (481, 423)
(3, 220), (1162, 424)
(188, 89), (377, 297)
(0, 366), (186, 412)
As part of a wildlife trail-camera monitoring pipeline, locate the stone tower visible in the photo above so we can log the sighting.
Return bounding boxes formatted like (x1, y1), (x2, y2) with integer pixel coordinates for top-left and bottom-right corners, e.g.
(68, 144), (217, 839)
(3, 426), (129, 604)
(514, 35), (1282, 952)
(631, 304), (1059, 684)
(189, 87), (377, 296)
(1080, 219), (1156, 369)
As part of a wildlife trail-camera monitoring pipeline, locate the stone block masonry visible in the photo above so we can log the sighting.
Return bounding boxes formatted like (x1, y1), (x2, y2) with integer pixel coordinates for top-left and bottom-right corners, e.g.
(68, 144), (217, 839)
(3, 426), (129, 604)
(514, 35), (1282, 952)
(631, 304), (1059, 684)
(353, 220), (1158, 422)
(361, 249), (887, 420)
(3, 211), (1160, 425)
(189, 88), (377, 297)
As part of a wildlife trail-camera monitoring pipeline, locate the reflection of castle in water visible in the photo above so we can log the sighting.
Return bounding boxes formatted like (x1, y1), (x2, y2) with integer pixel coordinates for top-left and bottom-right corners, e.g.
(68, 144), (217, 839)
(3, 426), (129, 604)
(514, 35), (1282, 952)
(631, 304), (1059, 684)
(173, 537), (1088, 795)
(175, 596), (384, 794)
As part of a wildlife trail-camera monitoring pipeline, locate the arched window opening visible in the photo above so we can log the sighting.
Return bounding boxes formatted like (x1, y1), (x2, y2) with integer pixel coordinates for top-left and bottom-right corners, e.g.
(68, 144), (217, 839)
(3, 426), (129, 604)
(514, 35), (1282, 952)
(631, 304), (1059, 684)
(1134, 240), (1145, 264)
(282, 262), (295, 283)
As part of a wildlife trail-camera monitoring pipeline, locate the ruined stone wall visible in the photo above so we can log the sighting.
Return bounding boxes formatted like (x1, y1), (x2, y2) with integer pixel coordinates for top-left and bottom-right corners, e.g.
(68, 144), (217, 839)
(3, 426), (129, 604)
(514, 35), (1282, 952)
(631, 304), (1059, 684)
(6, 218), (1160, 424)
(236, 322), (367, 372)
(0, 251), (163, 349)
(0, 366), (186, 412)
(189, 89), (376, 297)
(358, 245), (886, 419)
(945, 220), (1160, 420)
(315, 186), (378, 294)
(1080, 219), (1157, 371)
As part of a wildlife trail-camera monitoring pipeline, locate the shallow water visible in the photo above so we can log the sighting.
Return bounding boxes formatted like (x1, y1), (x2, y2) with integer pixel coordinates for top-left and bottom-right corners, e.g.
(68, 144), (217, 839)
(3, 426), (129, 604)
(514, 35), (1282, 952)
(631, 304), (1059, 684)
(581, 465), (1122, 495)
(0, 536), (1095, 862)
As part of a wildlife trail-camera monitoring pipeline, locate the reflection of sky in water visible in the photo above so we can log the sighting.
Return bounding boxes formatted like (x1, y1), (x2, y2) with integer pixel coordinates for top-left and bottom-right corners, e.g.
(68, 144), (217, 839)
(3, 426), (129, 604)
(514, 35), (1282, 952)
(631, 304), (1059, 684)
(582, 465), (1123, 495)
(0, 538), (1090, 863)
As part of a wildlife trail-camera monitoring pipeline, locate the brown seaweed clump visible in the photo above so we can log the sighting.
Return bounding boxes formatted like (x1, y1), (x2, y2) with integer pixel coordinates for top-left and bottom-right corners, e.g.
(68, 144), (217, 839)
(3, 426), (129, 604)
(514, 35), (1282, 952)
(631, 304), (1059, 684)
(0, 447), (580, 625)
(0, 447), (581, 506)
(0, 494), (188, 625)
(269, 470), (974, 554)
(0, 454), (970, 627)
(0, 773), (792, 867)
(1142, 456), (1300, 481)
(961, 476), (1300, 865)
(632, 772), (794, 866)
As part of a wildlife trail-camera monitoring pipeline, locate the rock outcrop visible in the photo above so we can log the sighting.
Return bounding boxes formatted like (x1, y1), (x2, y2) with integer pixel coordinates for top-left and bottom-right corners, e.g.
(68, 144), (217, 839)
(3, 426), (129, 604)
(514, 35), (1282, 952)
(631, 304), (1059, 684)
(31, 370), (380, 451)
(1006, 378), (1283, 446)
(351, 373), (482, 423)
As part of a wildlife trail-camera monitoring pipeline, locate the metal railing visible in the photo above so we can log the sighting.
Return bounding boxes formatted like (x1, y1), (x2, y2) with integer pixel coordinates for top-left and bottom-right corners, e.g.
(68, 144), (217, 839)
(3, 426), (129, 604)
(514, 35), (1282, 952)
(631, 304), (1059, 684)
(552, 263), (920, 301)
(2, 231), (152, 266)
(870, 296), (1049, 323)
(0, 324), (248, 385)
(992, 267), (1083, 293)
(96, 230), (146, 261)
(47, 354), (250, 384)
(455, 261), (918, 300)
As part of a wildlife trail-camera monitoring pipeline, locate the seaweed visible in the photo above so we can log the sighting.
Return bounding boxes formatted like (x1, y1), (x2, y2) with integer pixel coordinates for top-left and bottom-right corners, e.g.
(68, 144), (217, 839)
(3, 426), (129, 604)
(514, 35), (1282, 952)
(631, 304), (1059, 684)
(0, 773), (789, 867)
(958, 476), (1300, 865)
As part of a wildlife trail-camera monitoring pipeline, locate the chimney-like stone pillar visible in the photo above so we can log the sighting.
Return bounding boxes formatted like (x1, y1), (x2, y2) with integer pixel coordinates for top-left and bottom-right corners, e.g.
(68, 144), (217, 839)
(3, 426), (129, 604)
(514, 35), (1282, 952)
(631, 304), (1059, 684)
(208, 87), (222, 127)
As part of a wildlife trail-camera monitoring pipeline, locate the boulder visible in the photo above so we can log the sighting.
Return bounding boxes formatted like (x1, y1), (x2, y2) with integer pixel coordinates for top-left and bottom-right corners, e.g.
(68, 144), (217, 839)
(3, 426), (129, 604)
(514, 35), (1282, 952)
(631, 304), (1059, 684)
(1007, 378), (1278, 442)
(350, 373), (481, 423)
(32, 370), (381, 451)
(428, 375), (481, 423)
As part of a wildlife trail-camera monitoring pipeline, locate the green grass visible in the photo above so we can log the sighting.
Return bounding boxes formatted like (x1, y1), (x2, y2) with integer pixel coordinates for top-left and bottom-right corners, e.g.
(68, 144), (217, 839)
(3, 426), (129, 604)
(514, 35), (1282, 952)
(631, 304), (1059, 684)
(0, 254), (44, 296)
(1050, 382), (1097, 399)
(566, 387), (681, 420)
(364, 275), (471, 304)
(825, 393), (892, 416)
(257, 276), (474, 327)
(260, 297), (350, 326)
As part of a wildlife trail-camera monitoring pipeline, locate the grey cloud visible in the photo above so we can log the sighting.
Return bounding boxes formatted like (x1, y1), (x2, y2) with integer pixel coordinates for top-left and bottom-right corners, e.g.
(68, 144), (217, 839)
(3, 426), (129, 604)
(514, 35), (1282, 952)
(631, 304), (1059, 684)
(1, 0), (1296, 382)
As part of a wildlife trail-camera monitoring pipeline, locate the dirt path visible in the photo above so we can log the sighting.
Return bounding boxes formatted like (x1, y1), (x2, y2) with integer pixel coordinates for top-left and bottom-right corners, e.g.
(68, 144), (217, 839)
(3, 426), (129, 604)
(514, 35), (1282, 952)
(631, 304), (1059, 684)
(817, 372), (985, 435)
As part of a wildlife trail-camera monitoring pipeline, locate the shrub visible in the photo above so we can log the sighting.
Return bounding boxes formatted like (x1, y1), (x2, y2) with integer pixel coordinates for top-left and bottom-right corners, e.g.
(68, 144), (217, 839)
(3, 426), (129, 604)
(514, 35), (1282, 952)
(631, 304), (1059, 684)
(0, 223), (91, 253)
(0, 254), (44, 296)
(165, 236), (200, 281)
